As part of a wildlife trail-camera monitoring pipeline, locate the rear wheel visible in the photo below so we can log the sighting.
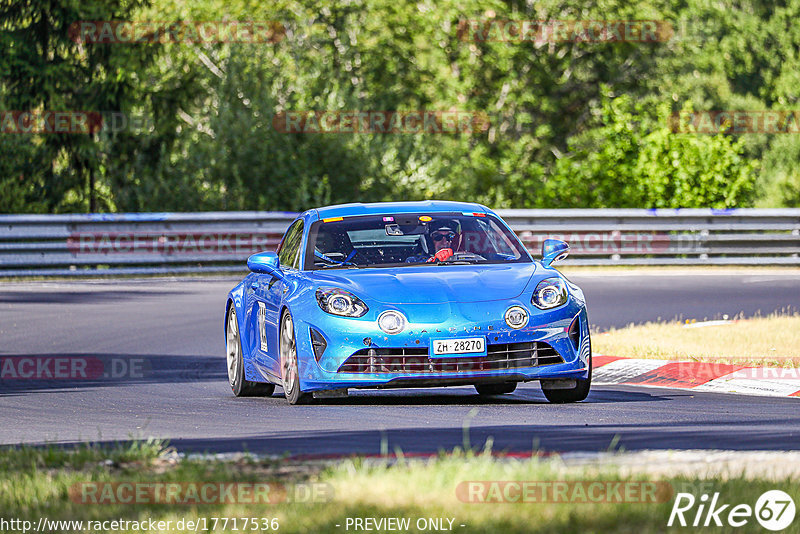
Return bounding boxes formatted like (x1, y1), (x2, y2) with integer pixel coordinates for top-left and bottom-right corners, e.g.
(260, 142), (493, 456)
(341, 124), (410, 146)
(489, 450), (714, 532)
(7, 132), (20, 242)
(226, 307), (275, 397)
(475, 382), (517, 395)
(279, 310), (308, 405)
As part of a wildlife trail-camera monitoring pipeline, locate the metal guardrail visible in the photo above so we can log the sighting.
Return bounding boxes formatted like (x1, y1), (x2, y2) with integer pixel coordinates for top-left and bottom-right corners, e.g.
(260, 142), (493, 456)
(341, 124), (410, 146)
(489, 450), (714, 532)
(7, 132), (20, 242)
(0, 209), (798, 276)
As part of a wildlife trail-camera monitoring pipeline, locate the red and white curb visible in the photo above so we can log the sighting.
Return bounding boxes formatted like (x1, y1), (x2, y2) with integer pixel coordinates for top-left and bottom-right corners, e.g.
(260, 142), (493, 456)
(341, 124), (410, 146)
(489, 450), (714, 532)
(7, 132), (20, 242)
(593, 356), (800, 398)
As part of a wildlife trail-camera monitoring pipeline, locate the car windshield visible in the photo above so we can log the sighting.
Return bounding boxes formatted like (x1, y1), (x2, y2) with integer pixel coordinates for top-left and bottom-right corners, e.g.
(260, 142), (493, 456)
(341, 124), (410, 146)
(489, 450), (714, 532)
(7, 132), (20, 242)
(305, 212), (531, 270)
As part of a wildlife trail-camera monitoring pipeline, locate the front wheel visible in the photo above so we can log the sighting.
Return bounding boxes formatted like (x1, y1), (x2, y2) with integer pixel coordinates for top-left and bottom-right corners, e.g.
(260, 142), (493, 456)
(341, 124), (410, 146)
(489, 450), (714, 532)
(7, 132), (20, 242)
(279, 310), (308, 405)
(226, 307), (275, 397)
(541, 343), (591, 404)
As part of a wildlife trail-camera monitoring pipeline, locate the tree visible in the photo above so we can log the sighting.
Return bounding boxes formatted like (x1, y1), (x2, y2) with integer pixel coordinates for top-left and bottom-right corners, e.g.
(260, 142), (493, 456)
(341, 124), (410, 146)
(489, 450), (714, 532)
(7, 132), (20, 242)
(550, 91), (756, 208)
(0, 0), (159, 213)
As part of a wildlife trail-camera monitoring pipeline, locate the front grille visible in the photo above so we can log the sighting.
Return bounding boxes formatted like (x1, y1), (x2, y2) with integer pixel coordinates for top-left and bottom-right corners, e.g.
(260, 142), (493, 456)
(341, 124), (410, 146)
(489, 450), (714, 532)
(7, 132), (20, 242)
(337, 342), (563, 374)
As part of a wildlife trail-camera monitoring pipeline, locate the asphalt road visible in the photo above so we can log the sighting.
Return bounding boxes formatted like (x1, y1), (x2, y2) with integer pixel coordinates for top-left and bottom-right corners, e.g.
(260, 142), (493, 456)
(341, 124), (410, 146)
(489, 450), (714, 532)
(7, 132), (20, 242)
(1, 271), (799, 455)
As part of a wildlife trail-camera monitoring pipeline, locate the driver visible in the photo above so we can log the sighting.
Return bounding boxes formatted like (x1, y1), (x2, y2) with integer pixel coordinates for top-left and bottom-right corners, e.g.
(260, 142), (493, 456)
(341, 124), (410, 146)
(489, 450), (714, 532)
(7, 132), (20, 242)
(406, 221), (458, 263)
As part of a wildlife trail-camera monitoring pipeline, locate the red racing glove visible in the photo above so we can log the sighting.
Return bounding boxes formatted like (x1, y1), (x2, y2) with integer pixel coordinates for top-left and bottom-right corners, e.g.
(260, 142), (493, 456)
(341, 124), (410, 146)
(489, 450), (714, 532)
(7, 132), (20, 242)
(427, 248), (453, 262)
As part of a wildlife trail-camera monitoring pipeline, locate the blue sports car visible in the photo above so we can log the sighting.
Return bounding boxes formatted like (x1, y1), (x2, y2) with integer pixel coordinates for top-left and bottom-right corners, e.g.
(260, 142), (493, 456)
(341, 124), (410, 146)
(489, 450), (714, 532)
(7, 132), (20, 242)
(224, 201), (591, 404)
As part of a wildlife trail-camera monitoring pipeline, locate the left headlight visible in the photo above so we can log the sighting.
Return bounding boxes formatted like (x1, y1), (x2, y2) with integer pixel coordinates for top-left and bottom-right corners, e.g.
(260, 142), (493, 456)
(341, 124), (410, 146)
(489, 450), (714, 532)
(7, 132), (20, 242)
(531, 277), (569, 309)
(316, 287), (369, 317)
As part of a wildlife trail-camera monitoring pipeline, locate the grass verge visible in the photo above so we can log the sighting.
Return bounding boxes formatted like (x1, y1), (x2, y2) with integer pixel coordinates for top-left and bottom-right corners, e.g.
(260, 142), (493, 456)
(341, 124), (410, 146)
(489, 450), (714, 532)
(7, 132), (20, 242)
(559, 265), (800, 275)
(2, 442), (798, 533)
(593, 313), (800, 366)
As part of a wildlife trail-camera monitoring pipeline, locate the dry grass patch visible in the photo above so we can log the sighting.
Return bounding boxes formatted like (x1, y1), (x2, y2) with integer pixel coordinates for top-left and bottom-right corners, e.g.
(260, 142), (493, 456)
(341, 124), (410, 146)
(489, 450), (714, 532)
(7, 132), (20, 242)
(559, 265), (800, 275)
(593, 314), (800, 366)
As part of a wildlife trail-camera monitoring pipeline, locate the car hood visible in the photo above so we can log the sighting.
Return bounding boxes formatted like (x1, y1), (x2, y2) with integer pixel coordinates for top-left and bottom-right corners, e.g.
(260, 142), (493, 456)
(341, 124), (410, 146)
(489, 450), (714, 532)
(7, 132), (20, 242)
(306, 263), (537, 304)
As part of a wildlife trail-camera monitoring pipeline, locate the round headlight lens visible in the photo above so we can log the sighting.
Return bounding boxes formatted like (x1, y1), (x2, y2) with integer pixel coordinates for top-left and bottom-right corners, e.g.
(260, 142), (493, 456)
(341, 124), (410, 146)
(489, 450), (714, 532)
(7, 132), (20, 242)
(504, 306), (529, 329)
(378, 310), (406, 334)
(539, 287), (560, 306)
(531, 277), (568, 309)
(316, 287), (369, 317)
(328, 294), (352, 314)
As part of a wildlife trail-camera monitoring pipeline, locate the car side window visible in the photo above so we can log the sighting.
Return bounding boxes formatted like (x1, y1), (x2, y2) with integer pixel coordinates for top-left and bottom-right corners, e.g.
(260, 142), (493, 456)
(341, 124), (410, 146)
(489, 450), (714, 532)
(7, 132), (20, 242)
(278, 220), (304, 270)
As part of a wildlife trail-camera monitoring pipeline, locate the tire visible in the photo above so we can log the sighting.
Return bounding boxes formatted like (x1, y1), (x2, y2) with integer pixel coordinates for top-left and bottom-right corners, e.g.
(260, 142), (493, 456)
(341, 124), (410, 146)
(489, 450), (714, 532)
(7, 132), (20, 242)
(226, 306), (275, 397)
(475, 382), (517, 395)
(279, 310), (308, 405)
(542, 341), (592, 404)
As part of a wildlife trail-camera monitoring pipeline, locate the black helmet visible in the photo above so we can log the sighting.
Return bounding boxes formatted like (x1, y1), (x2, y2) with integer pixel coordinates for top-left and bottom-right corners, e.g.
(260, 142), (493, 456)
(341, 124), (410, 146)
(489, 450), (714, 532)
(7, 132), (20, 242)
(424, 220), (459, 252)
(427, 220), (458, 234)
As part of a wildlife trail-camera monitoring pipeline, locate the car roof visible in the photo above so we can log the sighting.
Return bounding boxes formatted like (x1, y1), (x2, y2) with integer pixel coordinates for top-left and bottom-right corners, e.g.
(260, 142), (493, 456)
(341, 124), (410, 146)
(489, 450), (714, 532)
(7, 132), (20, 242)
(312, 201), (488, 220)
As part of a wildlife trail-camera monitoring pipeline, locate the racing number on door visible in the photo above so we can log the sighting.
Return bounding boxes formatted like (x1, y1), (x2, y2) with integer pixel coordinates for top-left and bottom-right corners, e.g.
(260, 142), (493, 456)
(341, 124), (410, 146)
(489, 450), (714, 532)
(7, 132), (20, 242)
(257, 302), (268, 351)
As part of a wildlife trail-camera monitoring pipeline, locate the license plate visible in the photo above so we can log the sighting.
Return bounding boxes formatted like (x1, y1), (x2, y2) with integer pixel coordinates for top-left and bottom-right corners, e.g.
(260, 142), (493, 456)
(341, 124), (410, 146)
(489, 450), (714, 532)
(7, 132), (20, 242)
(430, 337), (486, 357)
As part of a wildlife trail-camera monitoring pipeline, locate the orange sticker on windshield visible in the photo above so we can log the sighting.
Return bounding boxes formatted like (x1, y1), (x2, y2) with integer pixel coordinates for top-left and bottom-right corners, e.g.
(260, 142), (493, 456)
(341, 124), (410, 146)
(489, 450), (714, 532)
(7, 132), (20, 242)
(419, 215), (432, 222)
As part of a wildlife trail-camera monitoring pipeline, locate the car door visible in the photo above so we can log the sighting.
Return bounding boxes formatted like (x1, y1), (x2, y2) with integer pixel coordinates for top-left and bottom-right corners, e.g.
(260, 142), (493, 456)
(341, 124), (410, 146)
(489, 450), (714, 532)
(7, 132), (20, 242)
(251, 219), (305, 378)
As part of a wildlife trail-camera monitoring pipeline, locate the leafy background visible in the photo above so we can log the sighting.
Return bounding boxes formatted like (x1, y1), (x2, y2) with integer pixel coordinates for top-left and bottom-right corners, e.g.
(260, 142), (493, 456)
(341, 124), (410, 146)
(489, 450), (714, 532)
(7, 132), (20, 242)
(1, 0), (798, 213)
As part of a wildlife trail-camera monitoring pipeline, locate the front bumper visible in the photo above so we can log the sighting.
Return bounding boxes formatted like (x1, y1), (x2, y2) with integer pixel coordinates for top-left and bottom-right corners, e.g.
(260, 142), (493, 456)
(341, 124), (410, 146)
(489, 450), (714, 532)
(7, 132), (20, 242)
(290, 296), (590, 392)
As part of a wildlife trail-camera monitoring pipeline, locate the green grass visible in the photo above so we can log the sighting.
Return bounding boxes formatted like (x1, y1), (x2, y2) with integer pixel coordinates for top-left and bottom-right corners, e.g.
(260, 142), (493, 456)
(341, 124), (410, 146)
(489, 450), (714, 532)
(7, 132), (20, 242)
(2, 442), (798, 533)
(0, 438), (169, 471)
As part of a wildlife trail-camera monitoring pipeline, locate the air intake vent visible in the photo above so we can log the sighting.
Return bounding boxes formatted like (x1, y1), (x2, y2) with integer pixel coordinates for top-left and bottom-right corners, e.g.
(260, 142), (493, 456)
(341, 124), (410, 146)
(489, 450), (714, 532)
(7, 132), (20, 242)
(568, 316), (580, 350)
(310, 328), (327, 361)
(338, 342), (563, 374)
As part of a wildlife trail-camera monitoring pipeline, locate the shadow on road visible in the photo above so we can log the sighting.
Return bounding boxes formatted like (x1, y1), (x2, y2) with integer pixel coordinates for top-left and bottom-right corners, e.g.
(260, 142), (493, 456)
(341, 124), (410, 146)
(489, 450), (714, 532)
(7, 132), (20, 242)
(0, 352), (225, 395)
(0, 290), (182, 305)
(272, 386), (663, 406)
(41, 409), (800, 457)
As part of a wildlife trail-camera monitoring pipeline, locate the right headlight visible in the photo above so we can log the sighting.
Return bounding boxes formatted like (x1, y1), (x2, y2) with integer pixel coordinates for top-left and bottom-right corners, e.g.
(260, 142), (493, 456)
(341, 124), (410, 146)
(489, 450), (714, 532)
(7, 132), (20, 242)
(316, 287), (369, 317)
(531, 277), (568, 309)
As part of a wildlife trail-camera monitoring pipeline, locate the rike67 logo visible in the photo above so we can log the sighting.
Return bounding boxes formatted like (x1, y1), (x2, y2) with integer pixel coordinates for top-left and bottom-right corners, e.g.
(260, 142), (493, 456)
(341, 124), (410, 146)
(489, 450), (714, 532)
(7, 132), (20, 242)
(669, 490), (796, 531)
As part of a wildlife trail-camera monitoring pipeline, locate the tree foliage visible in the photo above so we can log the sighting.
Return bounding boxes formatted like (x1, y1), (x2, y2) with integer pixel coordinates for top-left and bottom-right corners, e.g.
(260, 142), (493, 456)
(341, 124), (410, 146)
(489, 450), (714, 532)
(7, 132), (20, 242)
(550, 92), (756, 208)
(0, 0), (795, 212)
